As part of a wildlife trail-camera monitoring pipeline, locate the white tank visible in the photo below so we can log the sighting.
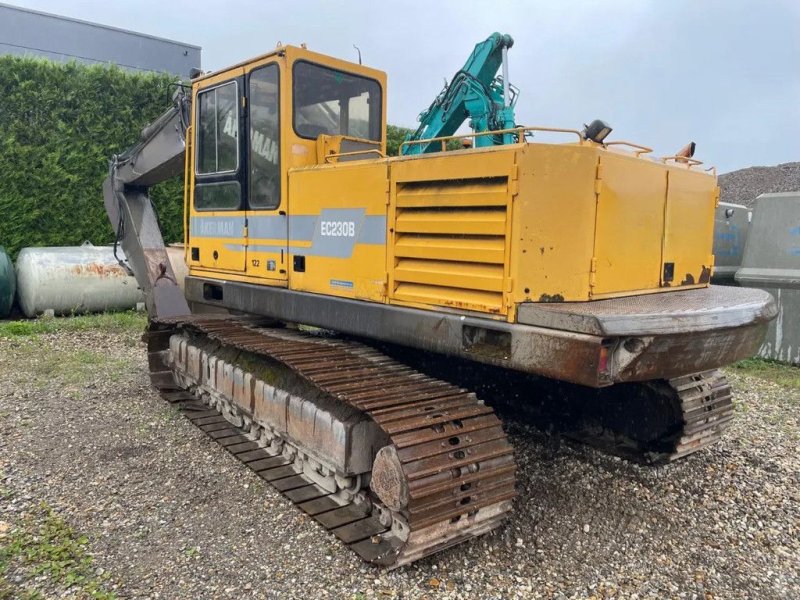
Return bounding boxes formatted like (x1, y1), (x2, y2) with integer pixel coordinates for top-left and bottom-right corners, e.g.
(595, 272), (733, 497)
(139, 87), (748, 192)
(15, 243), (145, 318)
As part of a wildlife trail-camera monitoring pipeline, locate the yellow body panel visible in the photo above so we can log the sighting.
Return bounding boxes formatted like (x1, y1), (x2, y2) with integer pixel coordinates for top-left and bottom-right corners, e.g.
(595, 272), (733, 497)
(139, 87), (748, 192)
(510, 143), (599, 303)
(288, 161), (389, 301)
(662, 167), (717, 286)
(592, 153), (667, 296)
(185, 45), (719, 325)
(388, 149), (515, 314)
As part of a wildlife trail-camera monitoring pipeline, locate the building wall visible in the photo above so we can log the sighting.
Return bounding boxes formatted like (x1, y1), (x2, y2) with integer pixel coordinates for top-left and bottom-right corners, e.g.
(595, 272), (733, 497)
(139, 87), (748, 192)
(0, 2), (200, 77)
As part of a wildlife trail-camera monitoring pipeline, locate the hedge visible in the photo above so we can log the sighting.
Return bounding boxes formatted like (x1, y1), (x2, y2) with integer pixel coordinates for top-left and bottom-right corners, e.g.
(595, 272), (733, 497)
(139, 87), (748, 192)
(0, 56), (184, 259)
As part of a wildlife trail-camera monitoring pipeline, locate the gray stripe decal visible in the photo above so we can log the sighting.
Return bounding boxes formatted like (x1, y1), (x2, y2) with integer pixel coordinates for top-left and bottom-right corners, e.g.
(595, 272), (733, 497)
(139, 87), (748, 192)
(191, 212), (386, 258)
(249, 215), (286, 240)
(360, 215), (387, 245)
(190, 216), (245, 238)
(248, 244), (285, 253)
(288, 216), (317, 242)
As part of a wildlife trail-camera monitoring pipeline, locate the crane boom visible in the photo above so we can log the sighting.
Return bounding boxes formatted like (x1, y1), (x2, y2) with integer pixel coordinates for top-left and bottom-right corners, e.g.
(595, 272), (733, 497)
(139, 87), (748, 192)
(402, 32), (517, 155)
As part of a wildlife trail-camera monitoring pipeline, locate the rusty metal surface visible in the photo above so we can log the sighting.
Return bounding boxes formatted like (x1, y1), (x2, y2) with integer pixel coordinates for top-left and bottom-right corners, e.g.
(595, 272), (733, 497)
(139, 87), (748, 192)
(517, 285), (776, 336)
(184, 276), (774, 389)
(616, 321), (768, 382)
(146, 315), (516, 568)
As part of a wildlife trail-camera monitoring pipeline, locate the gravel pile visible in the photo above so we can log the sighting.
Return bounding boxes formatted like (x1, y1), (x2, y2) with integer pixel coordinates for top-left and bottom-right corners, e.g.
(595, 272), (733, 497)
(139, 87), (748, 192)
(1, 329), (798, 599)
(719, 162), (800, 207)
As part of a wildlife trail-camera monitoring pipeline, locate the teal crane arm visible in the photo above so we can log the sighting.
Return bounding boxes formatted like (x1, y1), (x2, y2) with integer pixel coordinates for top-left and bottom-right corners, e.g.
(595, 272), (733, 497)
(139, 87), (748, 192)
(401, 32), (517, 155)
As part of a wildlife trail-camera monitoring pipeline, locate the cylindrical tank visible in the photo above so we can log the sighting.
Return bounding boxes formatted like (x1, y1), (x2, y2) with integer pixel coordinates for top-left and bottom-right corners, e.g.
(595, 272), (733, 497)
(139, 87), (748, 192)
(0, 246), (16, 317)
(15, 243), (145, 318)
(166, 243), (189, 291)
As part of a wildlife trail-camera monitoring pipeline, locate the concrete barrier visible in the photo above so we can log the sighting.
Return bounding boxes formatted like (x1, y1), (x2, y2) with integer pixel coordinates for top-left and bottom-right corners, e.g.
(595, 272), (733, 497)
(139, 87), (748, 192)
(735, 192), (800, 364)
(712, 202), (750, 284)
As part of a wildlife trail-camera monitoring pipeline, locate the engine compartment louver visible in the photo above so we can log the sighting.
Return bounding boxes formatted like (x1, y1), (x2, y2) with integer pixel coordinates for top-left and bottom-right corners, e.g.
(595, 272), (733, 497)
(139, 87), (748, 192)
(391, 177), (509, 314)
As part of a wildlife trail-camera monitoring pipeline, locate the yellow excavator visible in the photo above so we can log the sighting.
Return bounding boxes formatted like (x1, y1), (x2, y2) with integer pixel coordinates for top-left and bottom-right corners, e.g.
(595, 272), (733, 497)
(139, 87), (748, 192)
(104, 34), (775, 567)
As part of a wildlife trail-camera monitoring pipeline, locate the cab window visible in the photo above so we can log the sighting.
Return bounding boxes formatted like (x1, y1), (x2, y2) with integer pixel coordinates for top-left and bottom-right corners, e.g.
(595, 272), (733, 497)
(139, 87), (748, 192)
(196, 81), (239, 175)
(249, 65), (280, 209)
(293, 61), (381, 142)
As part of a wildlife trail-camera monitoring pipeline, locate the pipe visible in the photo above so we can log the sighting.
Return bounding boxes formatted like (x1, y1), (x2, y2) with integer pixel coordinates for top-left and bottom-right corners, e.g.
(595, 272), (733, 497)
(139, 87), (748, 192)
(501, 46), (510, 107)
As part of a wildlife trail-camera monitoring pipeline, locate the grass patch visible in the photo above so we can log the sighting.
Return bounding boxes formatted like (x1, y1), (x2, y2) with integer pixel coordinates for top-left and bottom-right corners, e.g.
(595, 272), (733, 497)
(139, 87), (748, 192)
(4, 336), (136, 392)
(730, 358), (800, 391)
(0, 501), (116, 599)
(0, 311), (146, 338)
(36, 350), (131, 388)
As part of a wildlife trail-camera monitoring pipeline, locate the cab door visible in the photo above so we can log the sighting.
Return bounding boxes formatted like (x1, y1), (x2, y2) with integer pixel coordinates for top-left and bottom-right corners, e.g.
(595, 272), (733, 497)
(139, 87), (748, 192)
(189, 70), (248, 272)
(244, 62), (287, 281)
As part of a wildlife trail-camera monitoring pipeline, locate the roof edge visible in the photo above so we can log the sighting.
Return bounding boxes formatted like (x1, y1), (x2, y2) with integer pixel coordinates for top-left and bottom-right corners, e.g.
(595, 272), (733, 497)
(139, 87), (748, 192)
(0, 2), (201, 49)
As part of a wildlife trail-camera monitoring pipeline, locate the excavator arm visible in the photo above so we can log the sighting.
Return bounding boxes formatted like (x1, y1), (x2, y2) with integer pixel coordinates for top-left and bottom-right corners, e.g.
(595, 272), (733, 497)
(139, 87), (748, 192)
(402, 32), (517, 155)
(103, 88), (191, 319)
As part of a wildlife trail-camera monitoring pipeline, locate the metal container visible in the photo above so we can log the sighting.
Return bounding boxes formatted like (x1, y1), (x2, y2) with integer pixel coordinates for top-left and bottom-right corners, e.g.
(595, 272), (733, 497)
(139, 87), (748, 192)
(735, 192), (800, 364)
(0, 246), (15, 317)
(712, 202), (750, 284)
(15, 243), (144, 318)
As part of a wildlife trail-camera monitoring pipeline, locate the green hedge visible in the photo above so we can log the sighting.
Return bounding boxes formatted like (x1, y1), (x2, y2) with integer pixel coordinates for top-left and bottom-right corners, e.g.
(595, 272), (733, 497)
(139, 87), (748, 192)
(0, 56), (184, 259)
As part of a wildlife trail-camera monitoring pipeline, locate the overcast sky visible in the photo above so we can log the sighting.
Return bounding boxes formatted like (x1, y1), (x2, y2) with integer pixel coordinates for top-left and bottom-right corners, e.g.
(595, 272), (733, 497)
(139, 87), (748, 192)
(10, 0), (800, 173)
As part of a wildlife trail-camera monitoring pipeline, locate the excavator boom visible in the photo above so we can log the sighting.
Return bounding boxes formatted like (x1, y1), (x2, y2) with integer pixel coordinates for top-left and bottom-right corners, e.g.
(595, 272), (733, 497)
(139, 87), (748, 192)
(103, 90), (190, 318)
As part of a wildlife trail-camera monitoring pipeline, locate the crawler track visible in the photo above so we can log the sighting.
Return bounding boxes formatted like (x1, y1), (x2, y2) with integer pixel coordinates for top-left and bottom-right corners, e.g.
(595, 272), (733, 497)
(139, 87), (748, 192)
(146, 315), (515, 568)
(366, 344), (735, 464)
(665, 370), (733, 461)
(552, 369), (734, 464)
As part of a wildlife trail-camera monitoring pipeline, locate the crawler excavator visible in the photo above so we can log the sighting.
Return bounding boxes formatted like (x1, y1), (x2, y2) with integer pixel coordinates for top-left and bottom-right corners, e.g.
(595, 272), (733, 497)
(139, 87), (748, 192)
(104, 33), (776, 567)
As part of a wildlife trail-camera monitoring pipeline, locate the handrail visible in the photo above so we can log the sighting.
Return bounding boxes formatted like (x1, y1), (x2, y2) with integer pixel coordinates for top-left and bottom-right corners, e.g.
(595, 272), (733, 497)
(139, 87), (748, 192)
(661, 155), (704, 168)
(323, 149), (386, 163)
(399, 125), (584, 154)
(604, 141), (653, 156)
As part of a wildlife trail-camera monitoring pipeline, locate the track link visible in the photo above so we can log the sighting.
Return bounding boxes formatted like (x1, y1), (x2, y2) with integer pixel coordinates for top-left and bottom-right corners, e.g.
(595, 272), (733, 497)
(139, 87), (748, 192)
(146, 315), (515, 568)
(667, 369), (733, 461)
(367, 345), (735, 464)
(563, 369), (735, 464)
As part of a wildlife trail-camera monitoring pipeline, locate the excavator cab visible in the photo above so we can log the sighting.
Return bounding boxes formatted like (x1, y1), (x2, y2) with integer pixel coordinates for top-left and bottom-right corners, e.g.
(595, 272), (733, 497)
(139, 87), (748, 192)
(185, 45), (387, 280)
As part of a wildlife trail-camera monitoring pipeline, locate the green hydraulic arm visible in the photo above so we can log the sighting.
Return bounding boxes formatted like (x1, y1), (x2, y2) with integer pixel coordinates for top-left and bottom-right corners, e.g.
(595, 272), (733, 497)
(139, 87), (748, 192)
(401, 32), (518, 155)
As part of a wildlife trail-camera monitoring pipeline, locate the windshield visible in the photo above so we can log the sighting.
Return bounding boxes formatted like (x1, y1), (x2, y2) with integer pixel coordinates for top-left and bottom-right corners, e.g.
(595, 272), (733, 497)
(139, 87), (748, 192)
(293, 61), (381, 142)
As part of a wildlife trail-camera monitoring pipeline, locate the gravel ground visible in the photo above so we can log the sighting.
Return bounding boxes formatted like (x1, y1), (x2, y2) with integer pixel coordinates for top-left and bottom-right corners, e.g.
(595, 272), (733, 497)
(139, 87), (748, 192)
(719, 162), (800, 207)
(0, 327), (798, 599)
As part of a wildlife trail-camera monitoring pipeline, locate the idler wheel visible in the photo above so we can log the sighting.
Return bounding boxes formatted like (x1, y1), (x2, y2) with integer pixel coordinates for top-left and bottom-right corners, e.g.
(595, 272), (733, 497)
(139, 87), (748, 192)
(370, 445), (408, 512)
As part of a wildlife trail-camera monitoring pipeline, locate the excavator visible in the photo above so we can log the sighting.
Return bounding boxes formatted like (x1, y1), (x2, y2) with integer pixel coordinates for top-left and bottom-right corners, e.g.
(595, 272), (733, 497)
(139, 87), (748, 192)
(104, 33), (776, 567)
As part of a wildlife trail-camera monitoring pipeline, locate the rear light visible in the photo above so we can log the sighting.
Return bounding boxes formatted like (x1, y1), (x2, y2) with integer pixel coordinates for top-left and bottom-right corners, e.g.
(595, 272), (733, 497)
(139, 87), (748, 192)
(598, 345), (609, 374)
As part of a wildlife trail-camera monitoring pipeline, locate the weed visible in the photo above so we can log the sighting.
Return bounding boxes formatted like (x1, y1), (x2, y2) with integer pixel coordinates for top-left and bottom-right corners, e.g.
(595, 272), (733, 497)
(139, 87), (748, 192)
(730, 358), (800, 392)
(0, 500), (116, 599)
(0, 311), (146, 338)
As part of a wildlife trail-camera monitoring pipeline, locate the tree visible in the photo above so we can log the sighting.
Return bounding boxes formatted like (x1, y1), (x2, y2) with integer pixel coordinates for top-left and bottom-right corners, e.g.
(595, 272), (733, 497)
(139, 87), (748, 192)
(386, 124), (414, 156)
